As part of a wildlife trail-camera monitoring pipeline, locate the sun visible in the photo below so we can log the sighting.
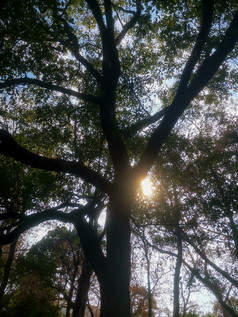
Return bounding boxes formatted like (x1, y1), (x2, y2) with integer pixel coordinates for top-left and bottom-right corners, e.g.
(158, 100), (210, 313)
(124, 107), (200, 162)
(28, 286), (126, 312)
(141, 178), (153, 196)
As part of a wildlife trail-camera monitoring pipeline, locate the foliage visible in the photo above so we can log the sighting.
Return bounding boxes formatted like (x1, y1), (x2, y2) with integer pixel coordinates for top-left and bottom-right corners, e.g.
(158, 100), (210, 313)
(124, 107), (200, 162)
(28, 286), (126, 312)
(131, 284), (157, 317)
(0, 0), (238, 316)
(11, 227), (84, 315)
(132, 112), (237, 316)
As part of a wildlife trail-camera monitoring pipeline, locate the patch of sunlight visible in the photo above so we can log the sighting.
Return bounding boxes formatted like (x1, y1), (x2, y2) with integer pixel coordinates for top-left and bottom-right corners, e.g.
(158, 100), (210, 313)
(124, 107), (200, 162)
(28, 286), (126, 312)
(141, 178), (153, 196)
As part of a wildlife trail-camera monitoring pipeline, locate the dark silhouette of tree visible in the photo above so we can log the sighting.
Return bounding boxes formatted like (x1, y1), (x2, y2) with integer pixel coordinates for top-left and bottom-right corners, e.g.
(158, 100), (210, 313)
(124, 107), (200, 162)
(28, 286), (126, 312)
(0, 0), (238, 316)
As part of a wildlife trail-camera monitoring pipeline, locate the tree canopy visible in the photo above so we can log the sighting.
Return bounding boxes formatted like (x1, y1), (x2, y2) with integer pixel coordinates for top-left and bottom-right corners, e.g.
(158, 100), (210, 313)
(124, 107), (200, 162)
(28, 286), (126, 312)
(0, 0), (237, 316)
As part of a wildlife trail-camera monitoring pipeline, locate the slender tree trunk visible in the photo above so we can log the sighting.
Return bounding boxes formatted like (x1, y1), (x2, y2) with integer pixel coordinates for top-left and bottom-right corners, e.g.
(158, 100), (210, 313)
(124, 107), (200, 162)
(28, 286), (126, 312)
(146, 259), (152, 317)
(72, 259), (92, 317)
(0, 238), (18, 303)
(142, 232), (152, 317)
(227, 212), (238, 258)
(173, 227), (182, 317)
(66, 256), (79, 317)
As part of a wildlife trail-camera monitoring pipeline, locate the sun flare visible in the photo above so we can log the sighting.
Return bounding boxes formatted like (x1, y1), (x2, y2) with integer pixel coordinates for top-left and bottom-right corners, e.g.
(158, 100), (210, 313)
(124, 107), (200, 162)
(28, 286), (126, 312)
(141, 179), (153, 196)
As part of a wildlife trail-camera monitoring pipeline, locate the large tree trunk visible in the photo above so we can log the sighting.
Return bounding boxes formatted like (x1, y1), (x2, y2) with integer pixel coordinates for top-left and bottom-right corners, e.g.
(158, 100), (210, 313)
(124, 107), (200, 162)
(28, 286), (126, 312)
(74, 194), (132, 317)
(99, 197), (131, 317)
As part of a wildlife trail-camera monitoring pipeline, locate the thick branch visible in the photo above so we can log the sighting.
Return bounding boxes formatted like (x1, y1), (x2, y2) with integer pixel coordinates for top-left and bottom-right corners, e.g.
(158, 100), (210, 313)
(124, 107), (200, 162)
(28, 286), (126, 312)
(134, 9), (238, 181)
(83, 1), (129, 177)
(115, 0), (142, 46)
(133, 95), (190, 181)
(0, 78), (101, 104)
(104, 0), (114, 33)
(72, 259), (92, 317)
(85, 0), (107, 43)
(0, 130), (111, 194)
(187, 10), (238, 99)
(55, 15), (102, 83)
(177, 0), (214, 92)
(122, 107), (168, 139)
(74, 216), (106, 281)
(0, 208), (74, 245)
(174, 228), (183, 317)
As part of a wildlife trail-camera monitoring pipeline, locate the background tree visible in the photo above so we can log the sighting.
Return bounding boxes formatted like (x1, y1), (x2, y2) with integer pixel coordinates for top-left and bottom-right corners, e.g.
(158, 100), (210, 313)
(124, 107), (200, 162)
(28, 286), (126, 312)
(0, 154), (68, 307)
(132, 111), (238, 316)
(17, 227), (87, 317)
(1, 226), (94, 317)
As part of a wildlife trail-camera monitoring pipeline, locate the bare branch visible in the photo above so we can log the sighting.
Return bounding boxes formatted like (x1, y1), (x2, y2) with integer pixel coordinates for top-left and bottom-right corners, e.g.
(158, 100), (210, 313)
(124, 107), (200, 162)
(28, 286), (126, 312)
(112, 3), (136, 15)
(182, 230), (238, 288)
(111, 3), (125, 29)
(187, 266), (238, 317)
(0, 130), (112, 194)
(144, 239), (238, 317)
(0, 77), (101, 104)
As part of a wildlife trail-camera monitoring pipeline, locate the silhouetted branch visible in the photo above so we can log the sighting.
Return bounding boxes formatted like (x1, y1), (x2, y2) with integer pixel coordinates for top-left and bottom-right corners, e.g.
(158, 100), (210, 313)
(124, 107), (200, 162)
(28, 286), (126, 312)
(177, 0), (214, 92)
(85, 0), (107, 44)
(122, 107), (168, 139)
(187, 10), (238, 99)
(134, 9), (238, 182)
(0, 77), (101, 104)
(181, 230), (238, 288)
(0, 130), (112, 194)
(115, 0), (142, 46)
(55, 14), (102, 83)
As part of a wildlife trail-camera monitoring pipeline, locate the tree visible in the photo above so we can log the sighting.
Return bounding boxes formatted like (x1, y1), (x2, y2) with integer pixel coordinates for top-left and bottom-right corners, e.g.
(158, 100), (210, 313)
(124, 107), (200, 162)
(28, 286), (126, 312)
(5, 227), (92, 317)
(131, 285), (157, 317)
(0, 0), (238, 316)
(0, 152), (69, 306)
(132, 114), (238, 316)
(213, 297), (238, 317)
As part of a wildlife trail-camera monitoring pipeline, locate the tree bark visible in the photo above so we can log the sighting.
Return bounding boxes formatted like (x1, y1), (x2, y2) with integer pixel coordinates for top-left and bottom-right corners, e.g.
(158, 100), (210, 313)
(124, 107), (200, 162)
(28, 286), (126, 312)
(173, 227), (182, 317)
(98, 197), (131, 317)
(73, 259), (92, 317)
(74, 193), (131, 317)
